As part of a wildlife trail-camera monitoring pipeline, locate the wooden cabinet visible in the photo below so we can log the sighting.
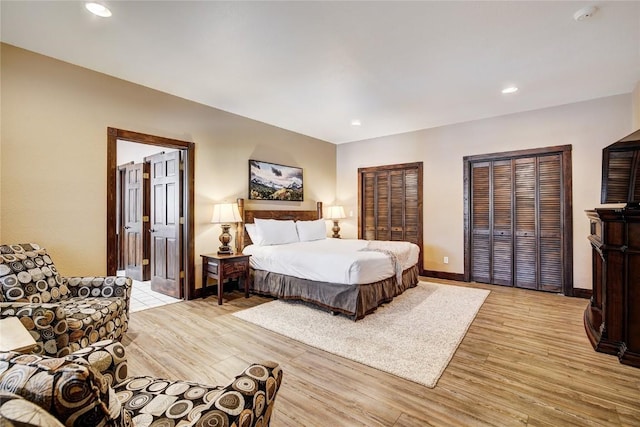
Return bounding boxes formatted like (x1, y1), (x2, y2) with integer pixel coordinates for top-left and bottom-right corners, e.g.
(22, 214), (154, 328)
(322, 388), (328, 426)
(584, 208), (640, 368)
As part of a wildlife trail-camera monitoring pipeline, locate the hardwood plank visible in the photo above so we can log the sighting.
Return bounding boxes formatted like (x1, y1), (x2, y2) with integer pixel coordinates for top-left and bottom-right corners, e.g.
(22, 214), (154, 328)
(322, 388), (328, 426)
(122, 280), (640, 426)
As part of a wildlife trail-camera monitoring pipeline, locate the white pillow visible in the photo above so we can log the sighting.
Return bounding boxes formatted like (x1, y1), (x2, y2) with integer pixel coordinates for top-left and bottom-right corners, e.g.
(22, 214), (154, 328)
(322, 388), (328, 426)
(245, 223), (263, 245)
(254, 218), (299, 245)
(296, 219), (327, 242)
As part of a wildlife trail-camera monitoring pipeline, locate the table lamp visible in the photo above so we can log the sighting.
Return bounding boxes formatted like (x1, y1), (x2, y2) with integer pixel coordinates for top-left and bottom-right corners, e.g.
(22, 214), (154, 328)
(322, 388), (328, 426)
(211, 202), (242, 254)
(326, 205), (346, 238)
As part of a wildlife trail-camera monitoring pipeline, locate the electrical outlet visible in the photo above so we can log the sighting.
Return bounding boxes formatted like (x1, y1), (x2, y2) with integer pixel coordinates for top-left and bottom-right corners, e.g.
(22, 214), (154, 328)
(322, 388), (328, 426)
(444, 256), (449, 264)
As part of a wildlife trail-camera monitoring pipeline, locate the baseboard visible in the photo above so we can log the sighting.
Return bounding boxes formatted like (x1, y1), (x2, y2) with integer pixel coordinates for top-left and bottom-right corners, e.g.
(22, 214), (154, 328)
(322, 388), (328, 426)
(190, 286), (206, 299)
(571, 288), (592, 299)
(422, 270), (465, 282)
(419, 271), (594, 298)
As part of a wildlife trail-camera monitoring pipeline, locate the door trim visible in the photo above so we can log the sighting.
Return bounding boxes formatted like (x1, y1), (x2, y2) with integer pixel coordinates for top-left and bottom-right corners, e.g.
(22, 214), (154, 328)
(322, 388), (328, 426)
(463, 144), (574, 296)
(107, 127), (196, 300)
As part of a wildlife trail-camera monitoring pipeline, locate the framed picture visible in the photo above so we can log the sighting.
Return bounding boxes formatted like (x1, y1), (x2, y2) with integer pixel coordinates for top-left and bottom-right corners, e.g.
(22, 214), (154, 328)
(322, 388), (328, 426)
(249, 160), (303, 201)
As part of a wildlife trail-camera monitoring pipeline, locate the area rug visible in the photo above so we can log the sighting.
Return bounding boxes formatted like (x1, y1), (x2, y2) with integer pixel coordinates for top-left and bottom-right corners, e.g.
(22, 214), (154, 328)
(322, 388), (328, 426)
(232, 281), (490, 388)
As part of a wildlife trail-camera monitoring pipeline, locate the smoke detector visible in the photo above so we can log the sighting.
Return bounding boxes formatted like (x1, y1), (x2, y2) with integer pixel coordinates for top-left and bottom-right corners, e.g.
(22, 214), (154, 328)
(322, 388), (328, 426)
(573, 6), (597, 22)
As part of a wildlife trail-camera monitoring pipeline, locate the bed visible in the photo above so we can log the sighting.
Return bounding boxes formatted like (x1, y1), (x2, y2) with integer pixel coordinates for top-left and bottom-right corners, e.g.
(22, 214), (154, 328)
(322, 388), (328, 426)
(236, 199), (420, 320)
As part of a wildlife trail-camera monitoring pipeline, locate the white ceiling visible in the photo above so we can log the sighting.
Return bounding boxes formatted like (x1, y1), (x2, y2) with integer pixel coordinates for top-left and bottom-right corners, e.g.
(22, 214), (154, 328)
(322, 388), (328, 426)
(2, 1), (639, 144)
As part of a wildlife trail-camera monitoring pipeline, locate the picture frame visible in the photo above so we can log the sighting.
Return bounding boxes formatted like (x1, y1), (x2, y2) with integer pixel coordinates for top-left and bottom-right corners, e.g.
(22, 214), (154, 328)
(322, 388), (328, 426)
(249, 160), (304, 201)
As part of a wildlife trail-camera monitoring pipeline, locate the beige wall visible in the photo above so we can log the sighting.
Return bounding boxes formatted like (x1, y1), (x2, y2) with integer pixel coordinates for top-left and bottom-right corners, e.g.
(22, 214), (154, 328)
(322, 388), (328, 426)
(337, 95), (632, 290)
(633, 81), (640, 129)
(2, 43), (635, 293)
(0, 44), (336, 286)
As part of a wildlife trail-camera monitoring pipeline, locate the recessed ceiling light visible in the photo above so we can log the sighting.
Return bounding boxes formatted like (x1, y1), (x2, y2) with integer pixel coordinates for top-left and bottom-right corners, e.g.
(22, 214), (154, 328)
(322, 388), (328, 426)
(85, 2), (112, 17)
(351, 119), (362, 126)
(501, 86), (519, 94)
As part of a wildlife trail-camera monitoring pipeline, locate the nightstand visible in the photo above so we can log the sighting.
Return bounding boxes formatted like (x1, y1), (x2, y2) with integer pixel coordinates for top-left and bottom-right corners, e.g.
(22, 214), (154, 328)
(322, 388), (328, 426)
(200, 253), (251, 305)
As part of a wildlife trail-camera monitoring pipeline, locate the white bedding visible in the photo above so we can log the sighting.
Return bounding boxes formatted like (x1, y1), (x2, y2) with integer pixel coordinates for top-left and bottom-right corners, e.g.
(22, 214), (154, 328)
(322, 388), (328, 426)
(243, 238), (419, 285)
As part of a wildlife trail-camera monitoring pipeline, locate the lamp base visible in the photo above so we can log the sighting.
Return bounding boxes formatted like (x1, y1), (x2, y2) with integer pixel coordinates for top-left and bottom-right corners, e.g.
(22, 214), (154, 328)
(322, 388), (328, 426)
(331, 220), (341, 239)
(218, 224), (234, 255)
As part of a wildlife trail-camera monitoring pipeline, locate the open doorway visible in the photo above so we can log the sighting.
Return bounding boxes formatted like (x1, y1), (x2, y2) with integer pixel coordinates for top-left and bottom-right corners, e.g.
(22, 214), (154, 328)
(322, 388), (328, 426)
(107, 128), (195, 300)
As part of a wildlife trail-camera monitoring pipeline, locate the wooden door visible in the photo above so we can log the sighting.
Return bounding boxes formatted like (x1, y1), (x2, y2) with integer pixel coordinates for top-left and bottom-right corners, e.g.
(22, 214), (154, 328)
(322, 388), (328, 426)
(359, 162), (423, 272)
(465, 146), (571, 294)
(117, 166), (127, 271)
(470, 159), (514, 286)
(513, 155), (563, 292)
(147, 151), (182, 298)
(537, 154), (563, 292)
(492, 160), (513, 286)
(514, 157), (537, 289)
(470, 162), (491, 283)
(120, 162), (150, 281)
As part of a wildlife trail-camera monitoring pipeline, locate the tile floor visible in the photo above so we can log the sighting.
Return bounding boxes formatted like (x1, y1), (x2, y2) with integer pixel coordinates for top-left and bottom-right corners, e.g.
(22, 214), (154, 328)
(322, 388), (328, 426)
(120, 273), (182, 313)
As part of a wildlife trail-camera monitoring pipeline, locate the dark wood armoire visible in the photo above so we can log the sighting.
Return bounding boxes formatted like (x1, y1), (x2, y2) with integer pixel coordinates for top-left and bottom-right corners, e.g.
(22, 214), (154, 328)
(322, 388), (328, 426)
(584, 129), (640, 368)
(584, 208), (640, 368)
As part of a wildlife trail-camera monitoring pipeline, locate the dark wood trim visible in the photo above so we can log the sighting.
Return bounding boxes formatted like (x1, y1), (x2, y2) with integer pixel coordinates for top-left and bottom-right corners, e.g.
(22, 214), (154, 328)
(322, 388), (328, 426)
(463, 145), (573, 295)
(572, 288), (592, 299)
(357, 161), (424, 174)
(422, 270), (465, 281)
(562, 148), (574, 297)
(463, 160), (471, 282)
(463, 144), (572, 163)
(107, 127), (196, 300)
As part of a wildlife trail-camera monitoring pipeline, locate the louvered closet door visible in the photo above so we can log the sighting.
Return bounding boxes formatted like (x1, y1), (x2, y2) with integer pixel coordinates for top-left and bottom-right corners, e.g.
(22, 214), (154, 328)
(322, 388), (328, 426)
(492, 160), (513, 286)
(469, 153), (564, 292)
(376, 172), (391, 241)
(471, 162), (491, 283)
(471, 160), (513, 285)
(538, 154), (562, 292)
(362, 172), (377, 241)
(359, 162), (423, 271)
(514, 158), (537, 289)
(400, 168), (420, 244)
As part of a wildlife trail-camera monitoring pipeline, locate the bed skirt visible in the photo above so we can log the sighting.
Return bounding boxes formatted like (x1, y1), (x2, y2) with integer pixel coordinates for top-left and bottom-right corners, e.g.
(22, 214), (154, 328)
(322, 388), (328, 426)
(250, 265), (419, 320)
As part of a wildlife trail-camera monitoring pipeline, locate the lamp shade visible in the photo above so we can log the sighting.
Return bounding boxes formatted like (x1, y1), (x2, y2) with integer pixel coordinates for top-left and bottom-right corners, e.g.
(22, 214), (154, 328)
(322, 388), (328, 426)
(211, 203), (242, 224)
(326, 205), (346, 220)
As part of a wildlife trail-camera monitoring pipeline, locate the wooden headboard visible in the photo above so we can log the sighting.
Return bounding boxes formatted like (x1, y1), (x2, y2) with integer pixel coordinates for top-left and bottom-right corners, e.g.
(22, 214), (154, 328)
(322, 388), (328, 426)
(236, 198), (323, 250)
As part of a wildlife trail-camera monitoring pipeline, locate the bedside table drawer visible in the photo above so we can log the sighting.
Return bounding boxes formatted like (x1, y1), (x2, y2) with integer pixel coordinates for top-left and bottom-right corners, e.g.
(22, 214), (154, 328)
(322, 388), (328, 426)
(205, 261), (219, 275)
(223, 261), (246, 275)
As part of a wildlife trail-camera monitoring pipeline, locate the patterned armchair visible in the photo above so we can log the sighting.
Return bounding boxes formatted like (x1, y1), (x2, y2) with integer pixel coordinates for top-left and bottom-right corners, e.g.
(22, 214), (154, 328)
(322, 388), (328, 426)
(0, 243), (131, 357)
(0, 340), (282, 427)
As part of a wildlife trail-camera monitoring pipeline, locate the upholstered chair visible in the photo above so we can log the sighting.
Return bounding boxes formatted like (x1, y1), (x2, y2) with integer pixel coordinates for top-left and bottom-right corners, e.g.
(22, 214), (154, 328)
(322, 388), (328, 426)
(0, 243), (132, 357)
(0, 340), (282, 427)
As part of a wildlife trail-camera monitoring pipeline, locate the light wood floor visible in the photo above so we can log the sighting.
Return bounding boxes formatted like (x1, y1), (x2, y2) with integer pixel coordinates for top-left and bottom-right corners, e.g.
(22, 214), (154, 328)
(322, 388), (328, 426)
(121, 279), (640, 426)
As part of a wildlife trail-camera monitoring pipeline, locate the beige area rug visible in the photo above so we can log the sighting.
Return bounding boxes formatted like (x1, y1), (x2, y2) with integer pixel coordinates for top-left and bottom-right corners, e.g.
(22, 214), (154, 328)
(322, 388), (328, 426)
(232, 281), (490, 388)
